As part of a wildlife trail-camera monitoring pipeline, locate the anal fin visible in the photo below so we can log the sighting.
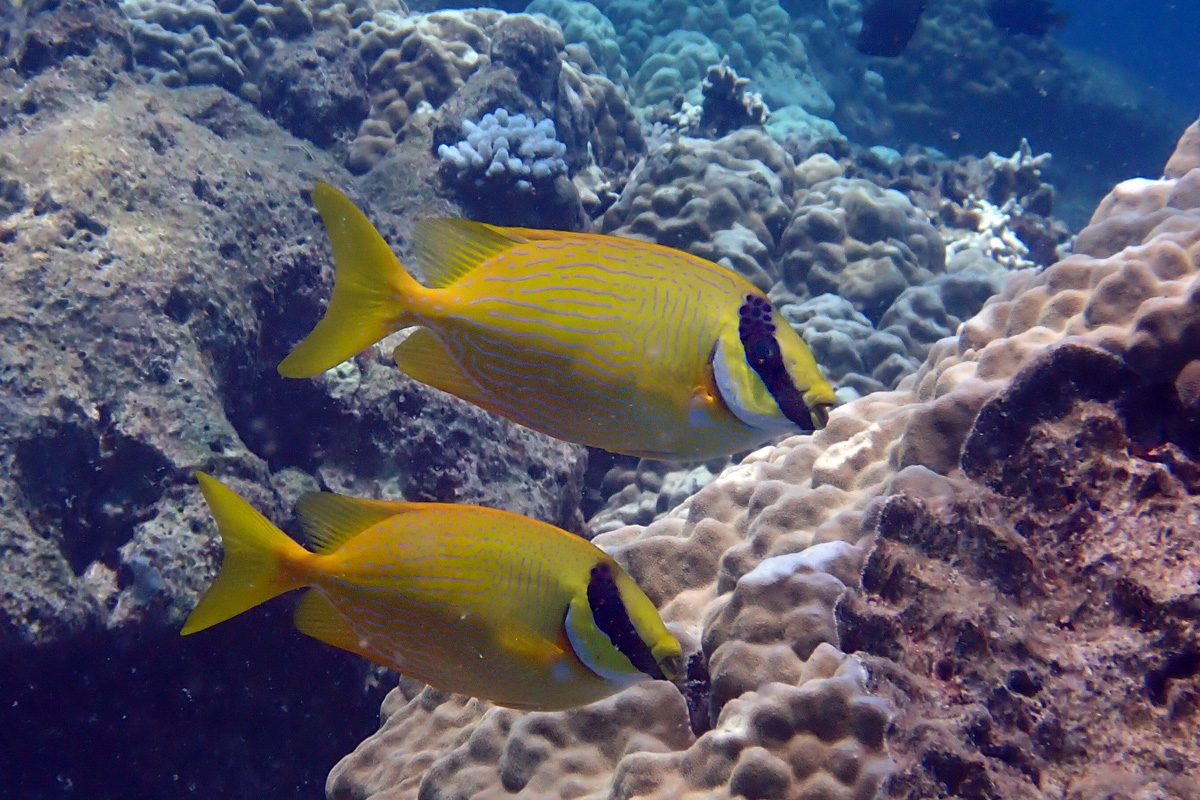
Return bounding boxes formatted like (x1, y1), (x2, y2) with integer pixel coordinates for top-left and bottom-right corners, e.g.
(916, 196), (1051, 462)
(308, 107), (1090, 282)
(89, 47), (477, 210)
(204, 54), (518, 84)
(499, 626), (567, 669)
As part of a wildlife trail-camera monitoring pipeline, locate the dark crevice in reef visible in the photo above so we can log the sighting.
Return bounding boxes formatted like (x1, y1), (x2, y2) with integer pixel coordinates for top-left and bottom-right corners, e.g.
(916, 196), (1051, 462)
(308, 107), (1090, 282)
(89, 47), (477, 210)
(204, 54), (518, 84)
(13, 399), (173, 574)
(194, 243), (351, 475)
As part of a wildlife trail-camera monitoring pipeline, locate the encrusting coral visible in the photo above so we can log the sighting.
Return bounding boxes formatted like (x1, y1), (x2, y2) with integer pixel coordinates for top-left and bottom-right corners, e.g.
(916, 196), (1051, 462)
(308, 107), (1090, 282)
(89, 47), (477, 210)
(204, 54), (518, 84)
(328, 118), (1200, 800)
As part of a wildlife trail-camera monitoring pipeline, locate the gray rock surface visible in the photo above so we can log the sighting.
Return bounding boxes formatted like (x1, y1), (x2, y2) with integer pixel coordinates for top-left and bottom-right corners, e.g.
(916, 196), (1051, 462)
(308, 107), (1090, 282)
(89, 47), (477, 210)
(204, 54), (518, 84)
(0, 23), (585, 794)
(0, 74), (584, 647)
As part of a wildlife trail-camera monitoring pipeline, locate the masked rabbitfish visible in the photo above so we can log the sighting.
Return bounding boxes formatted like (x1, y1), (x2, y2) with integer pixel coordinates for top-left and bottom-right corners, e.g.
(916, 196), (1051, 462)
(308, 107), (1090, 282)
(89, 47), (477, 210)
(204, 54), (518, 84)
(181, 473), (683, 711)
(278, 183), (836, 460)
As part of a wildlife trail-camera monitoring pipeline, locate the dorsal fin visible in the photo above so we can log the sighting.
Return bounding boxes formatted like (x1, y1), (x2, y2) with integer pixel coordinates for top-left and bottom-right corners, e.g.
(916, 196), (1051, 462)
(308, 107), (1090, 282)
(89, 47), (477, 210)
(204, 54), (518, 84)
(294, 492), (416, 554)
(413, 218), (527, 288)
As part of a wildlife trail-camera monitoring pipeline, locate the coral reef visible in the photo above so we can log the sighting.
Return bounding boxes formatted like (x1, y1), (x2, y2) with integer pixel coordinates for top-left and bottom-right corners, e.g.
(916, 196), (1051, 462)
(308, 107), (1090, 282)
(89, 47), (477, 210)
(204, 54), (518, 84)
(348, 8), (501, 173)
(595, 0), (833, 114)
(4, 0), (1198, 796)
(777, 176), (946, 322)
(589, 457), (731, 534)
(116, 0), (643, 195)
(328, 116), (1200, 800)
(840, 139), (1071, 270)
(8, 0), (132, 76)
(119, 0), (393, 151)
(861, 0), (1189, 225)
(525, 0), (628, 85)
(664, 58), (771, 139)
(599, 128), (797, 291)
(0, 74), (586, 642)
(415, 12), (641, 228)
(844, 354), (1200, 798)
(600, 130), (1058, 398)
(631, 29), (720, 106)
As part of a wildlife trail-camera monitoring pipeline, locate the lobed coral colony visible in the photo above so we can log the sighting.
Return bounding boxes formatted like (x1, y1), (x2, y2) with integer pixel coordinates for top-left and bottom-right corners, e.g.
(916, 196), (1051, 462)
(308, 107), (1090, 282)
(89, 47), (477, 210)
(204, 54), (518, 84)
(0, 0), (1198, 798)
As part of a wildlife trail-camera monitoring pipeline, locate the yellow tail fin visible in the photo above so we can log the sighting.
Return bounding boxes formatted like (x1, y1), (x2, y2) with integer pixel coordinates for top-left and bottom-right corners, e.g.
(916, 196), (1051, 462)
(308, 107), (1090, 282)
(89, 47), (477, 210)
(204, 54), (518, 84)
(278, 183), (424, 378)
(181, 473), (313, 635)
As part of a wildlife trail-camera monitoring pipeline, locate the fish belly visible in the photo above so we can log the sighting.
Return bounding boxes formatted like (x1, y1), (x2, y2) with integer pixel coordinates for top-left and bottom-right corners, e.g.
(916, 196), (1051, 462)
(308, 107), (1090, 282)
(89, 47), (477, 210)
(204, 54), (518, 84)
(315, 578), (615, 709)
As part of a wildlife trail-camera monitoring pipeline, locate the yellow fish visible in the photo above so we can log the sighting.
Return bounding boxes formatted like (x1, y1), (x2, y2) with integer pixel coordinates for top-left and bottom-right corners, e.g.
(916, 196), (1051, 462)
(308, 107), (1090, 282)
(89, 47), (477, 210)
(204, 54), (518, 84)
(278, 183), (836, 459)
(181, 473), (683, 711)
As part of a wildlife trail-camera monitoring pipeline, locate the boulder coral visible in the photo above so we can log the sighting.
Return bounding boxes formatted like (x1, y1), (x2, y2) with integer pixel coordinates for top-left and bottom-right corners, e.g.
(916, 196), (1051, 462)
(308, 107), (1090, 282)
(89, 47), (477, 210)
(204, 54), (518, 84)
(327, 118), (1200, 800)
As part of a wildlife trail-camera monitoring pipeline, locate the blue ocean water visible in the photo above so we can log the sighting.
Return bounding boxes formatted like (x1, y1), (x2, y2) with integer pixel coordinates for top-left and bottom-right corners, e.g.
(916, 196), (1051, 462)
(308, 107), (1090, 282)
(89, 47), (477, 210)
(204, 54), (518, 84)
(1055, 0), (1200, 109)
(1, 0), (1198, 797)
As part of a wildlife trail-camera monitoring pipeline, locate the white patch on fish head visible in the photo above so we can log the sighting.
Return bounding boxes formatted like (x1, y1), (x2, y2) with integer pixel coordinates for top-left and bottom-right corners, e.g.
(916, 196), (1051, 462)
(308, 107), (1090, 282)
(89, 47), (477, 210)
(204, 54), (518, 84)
(712, 333), (799, 435)
(564, 602), (651, 688)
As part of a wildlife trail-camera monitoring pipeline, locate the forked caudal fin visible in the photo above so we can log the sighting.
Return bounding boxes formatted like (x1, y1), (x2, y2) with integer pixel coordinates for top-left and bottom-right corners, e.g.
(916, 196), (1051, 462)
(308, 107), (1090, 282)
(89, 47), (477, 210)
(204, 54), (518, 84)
(180, 473), (313, 635)
(277, 183), (424, 379)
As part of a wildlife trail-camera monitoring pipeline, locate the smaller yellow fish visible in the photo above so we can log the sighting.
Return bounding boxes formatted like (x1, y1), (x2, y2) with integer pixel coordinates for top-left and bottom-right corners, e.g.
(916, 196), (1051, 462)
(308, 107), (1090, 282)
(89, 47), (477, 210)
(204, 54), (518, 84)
(278, 183), (836, 459)
(182, 473), (683, 711)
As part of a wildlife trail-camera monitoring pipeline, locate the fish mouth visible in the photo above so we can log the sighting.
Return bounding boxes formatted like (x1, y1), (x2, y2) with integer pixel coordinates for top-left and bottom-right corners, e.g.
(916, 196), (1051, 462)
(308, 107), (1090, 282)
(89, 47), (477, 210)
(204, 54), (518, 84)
(811, 403), (832, 429)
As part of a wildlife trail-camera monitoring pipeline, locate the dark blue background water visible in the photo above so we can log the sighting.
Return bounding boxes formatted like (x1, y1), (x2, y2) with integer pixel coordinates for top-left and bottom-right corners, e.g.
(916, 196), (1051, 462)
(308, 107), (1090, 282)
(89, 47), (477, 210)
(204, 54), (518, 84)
(1056, 0), (1199, 110)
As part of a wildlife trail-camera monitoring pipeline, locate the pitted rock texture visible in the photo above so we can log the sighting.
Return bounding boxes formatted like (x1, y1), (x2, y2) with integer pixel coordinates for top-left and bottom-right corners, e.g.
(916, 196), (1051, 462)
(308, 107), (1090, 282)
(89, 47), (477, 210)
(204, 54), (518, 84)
(0, 66), (583, 800)
(841, 383), (1200, 799)
(0, 78), (584, 646)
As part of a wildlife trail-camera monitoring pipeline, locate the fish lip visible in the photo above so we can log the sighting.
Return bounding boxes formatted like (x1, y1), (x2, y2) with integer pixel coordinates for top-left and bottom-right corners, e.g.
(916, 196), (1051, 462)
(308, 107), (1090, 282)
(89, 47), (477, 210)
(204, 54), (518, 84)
(811, 403), (832, 429)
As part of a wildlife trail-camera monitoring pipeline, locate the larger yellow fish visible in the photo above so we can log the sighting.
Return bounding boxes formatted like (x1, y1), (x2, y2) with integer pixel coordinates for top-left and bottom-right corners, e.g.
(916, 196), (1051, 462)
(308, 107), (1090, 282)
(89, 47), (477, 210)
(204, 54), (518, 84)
(182, 473), (683, 711)
(278, 183), (836, 459)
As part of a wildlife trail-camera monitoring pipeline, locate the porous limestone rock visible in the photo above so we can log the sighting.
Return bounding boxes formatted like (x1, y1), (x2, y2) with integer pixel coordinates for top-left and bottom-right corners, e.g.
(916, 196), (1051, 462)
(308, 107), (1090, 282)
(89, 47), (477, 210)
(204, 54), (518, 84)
(0, 63), (584, 798)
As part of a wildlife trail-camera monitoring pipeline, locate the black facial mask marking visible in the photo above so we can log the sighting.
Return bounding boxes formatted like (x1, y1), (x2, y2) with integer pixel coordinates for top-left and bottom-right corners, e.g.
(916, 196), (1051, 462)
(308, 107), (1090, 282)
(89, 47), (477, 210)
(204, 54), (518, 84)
(586, 562), (665, 680)
(737, 294), (815, 431)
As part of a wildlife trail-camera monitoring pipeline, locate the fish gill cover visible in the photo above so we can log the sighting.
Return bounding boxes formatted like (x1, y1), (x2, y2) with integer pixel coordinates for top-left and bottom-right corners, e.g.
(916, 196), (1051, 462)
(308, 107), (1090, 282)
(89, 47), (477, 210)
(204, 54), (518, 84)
(0, 0), (1197, 797)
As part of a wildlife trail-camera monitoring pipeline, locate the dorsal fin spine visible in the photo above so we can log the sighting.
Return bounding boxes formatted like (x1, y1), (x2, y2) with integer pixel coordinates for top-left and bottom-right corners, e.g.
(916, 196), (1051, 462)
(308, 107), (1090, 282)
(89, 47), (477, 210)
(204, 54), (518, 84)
(294, 492), (415, 555)
(413, 218), (525, 289)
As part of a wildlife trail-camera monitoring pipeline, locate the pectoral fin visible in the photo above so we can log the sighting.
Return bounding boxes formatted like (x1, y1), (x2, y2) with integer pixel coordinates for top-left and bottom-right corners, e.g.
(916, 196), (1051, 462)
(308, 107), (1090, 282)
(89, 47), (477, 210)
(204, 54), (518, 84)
(392, 329), (491, 405)
(293, 588), (372, 658)
(498, 626), (568, 669)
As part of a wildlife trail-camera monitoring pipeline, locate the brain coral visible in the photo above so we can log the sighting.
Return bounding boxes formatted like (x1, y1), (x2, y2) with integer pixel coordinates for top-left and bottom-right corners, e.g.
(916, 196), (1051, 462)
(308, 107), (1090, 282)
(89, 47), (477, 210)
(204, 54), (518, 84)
(327, 117), (1200, 800)
(777, 177), (946, 323)
(348, 8), (501, 173)
(599, 128), (796, 291)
